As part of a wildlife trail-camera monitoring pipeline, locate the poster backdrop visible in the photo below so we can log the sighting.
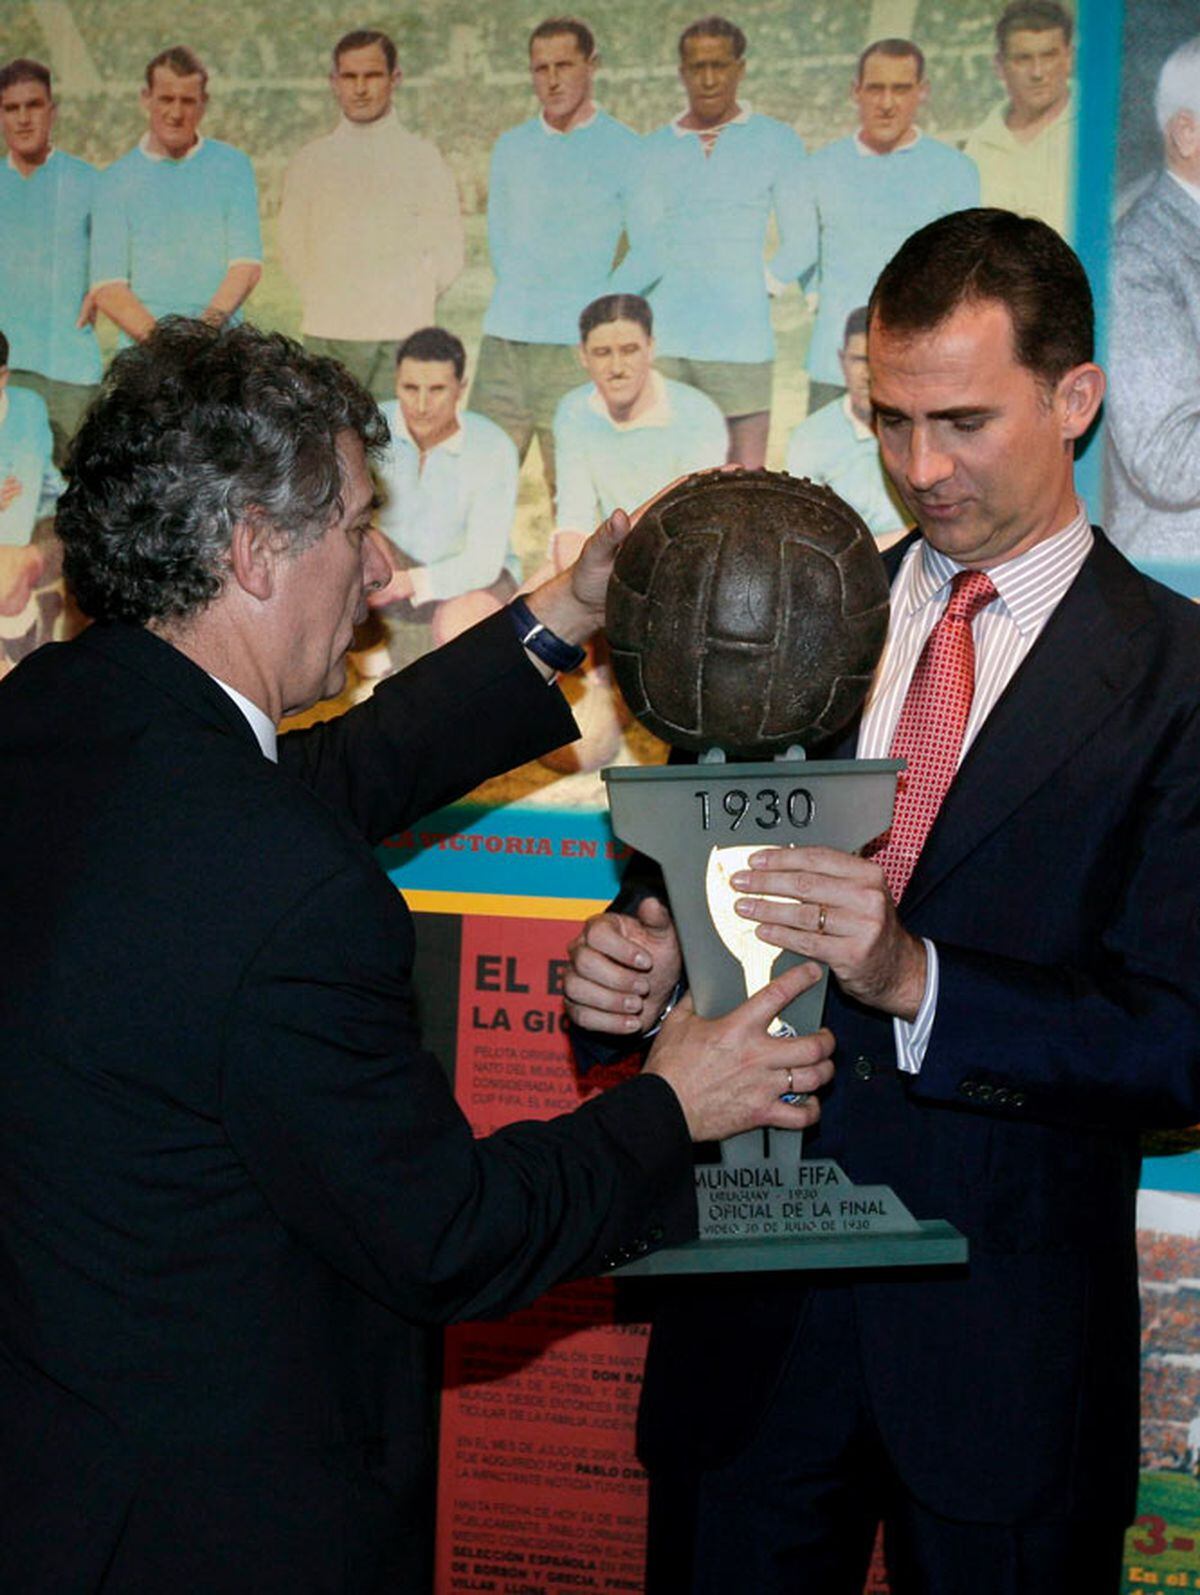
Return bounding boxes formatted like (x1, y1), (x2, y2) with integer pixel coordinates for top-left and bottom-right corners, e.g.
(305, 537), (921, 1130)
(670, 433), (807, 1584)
(434, 909), (650, 1594)
(5, 0), (1200, 1590)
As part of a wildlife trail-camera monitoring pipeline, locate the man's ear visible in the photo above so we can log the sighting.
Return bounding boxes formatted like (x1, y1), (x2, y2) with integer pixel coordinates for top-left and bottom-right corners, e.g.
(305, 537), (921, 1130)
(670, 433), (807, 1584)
(228, 517), (277, 600)
(1168, 109), (1200, 163)
(1057, 362), (1106, 442)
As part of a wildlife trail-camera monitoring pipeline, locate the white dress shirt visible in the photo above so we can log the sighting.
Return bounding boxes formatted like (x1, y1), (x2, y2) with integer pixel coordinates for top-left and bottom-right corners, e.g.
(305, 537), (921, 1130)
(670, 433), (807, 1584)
(858, 507), (1094, 1069)
(212, 676), (278, 762)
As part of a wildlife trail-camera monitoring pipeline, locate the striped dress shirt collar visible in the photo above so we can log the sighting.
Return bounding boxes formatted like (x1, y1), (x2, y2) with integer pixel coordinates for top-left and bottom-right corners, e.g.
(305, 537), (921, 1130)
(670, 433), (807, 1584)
(898, 504), (1093, 638)
(859, 504), (1093, 761)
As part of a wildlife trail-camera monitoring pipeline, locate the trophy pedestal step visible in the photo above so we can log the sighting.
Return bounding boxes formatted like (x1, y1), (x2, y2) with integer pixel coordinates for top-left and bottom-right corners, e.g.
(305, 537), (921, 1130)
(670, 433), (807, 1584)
(613, 1219), (966, 1277)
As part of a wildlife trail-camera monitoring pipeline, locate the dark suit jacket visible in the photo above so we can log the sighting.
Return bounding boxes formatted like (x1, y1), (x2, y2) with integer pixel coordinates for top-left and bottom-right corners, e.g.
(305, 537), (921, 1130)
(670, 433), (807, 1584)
(596, 531), (1200, 1527)
(0, 614), (697, 1592)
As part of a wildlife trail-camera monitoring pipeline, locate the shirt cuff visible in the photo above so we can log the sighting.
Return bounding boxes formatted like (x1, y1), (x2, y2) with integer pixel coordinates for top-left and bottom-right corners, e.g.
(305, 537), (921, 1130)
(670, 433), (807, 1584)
(893, 938), (938, 1075)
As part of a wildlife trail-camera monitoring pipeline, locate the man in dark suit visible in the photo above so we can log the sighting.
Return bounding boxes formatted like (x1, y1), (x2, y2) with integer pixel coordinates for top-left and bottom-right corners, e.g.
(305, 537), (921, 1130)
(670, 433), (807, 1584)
(565, 210), (1200, 1593)
(0, 319), (836, 1592)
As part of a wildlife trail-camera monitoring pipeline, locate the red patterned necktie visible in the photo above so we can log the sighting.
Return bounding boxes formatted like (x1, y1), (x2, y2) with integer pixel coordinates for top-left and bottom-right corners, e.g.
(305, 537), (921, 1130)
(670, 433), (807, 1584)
(869, 569), (998, 902)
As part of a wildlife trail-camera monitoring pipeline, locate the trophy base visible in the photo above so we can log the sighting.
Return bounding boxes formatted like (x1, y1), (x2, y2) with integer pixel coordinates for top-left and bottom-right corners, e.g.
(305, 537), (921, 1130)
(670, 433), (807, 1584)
(612, 1157), (968, 1276)
(612, 1219), (966, 1277)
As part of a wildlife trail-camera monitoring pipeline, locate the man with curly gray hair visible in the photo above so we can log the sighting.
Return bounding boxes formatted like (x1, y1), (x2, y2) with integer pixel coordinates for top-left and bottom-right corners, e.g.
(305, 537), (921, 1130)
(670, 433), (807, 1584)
(0, 317), (833, 1591)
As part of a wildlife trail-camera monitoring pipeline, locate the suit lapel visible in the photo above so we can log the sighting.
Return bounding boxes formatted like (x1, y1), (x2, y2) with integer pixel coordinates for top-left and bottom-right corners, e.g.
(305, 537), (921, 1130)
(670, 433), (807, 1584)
(899, 531), (1153, 913)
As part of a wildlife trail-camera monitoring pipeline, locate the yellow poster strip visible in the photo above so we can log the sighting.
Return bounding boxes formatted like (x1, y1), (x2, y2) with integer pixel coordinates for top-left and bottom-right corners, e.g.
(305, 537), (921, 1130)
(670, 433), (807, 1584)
(402, 889), (610, 922)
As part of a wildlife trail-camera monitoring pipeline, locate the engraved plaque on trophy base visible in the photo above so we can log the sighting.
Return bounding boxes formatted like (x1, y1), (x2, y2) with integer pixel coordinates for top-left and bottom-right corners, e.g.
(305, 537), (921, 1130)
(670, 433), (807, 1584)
(615, 1155), (965, 1276)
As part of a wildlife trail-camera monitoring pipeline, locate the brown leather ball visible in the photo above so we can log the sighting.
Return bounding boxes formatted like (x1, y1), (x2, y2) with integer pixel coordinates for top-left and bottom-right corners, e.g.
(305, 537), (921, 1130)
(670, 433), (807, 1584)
(605, 468), (891, 756)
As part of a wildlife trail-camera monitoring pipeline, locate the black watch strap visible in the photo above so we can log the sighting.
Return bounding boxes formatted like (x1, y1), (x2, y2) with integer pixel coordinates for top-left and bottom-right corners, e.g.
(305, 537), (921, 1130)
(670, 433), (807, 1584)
(508, 595), (587, 673)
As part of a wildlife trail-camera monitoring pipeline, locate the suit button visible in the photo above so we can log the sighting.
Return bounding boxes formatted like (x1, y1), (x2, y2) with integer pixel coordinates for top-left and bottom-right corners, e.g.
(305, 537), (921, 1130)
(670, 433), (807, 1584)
(960, 1079), (978, 1098)
(993, 1088), (1010, 1106)
(854, 1055), (874, 1080)
(975, 1084), (994, 1103)
(1010, 1092), (1027, 1109)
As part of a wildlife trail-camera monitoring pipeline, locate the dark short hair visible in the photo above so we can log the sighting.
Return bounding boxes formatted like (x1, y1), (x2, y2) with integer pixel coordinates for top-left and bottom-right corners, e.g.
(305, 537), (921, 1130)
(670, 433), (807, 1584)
(529, 17), (596, 59)
(0, 330), (9, 368)
(996, 1), (1074, 54)
(59, 318), (388, 626)
(395, 326), (466, 381)
(579, 293), (653, 341)
(145, 46), (208, 93)
(679, 15), (747, 61)
(332, 29), (398, 74)
(868, 208), (1093, 387)
(856, 37), (925, 84)
(842, 306), (869, 346)
(0, 57), (52, 99)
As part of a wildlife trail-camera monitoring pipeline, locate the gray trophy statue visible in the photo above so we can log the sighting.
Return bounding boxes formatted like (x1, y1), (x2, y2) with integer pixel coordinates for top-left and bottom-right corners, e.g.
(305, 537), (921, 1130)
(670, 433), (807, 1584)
(601, 468), (966, 1274)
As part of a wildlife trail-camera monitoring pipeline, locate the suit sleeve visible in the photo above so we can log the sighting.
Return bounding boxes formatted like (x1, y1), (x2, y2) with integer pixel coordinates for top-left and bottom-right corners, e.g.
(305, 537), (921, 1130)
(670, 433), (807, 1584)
(220, 864), (696, 1323)
(277, 607), (578, 841)
(912, 696), (1200, 1128)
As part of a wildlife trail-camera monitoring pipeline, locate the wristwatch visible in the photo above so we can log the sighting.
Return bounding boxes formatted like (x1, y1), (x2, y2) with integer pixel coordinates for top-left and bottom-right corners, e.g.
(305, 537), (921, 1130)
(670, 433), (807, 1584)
(508, 595), (587, 674)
